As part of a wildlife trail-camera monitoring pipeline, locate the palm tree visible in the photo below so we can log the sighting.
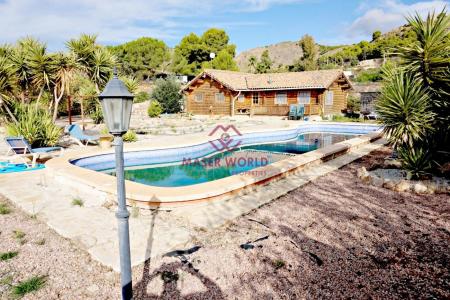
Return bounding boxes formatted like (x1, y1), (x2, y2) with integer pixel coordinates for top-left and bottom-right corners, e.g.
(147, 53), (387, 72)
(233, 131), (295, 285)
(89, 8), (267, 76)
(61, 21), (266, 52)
(0, 56), (18, 122)
(51, 52), (79, 121)
(398, 10), (450, 91)
(91, 48), (115, 92)
(9, 39), (35, 102)
(27, 44), (55, 104)
(67, 34), (114, 93)
(248, 56), (257, 73)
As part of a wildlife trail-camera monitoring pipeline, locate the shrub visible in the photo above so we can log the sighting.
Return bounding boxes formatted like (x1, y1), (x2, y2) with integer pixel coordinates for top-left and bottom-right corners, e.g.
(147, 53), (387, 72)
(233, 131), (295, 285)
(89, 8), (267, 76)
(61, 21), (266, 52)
(147, 101), (162, 118)
(375, 68), (434, 148)
(354, 69), (382, 83)
(0, 251), (18, 261)
(150, 77), (183, 113)
(347, 95), (361, 112)
(273, 259), (286, 269)
(71, 198), (84, 207)
(0, 202), (11, 214)
(331, 115), (362, 122)
(12, 275), (47, 298)
(6, 105), (61, 147)
(134, 91), (150, 103)
(123, 130), (137, 143)
(90, 105), (104, 124)
(398, 146), (434, 180)
(13, 230), (25, 240)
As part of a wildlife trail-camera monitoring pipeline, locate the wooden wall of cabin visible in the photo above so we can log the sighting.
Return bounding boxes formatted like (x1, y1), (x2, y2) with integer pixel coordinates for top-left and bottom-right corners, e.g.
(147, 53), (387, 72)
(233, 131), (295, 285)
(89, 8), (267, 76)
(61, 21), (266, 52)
(185, 77), (349, 116)
(323, 79), (349, 115)
(185, 77), (233, 115)
(239, 90), (322, 116)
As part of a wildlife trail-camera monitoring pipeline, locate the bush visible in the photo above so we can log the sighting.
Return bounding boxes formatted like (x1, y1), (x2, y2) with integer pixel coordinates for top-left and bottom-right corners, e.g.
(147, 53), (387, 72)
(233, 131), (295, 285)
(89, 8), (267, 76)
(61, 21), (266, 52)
(331, 115), (362, 122)
(347, 95), (361, 112)
(354, 69), (382, 83)
(90, 105), (104, 124)
(147, 101), (162, 118)
(398, 146), (433, 179)
(134, 91), (150, 103)
(375, 69), (434, 148)
(123, 130), (137, 143)
(7, 105), (61, 147)
(150, 77), (183, 113)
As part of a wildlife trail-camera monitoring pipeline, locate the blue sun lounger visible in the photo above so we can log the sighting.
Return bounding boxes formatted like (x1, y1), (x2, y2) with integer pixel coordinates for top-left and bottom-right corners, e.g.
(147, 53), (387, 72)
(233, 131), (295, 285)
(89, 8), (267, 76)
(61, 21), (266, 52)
(67, 124), (99, 146)
(4, 136), (64, 167)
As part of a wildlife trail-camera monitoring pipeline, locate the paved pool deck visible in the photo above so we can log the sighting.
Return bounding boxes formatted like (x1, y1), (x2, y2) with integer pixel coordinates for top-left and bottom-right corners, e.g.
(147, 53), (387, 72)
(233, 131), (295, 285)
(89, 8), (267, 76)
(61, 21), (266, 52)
(0, 134), (386, 271)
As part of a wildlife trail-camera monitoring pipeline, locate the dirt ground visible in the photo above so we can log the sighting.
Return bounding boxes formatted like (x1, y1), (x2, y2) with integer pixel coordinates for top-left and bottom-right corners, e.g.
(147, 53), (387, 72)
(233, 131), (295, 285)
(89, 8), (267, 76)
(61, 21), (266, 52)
(1, 147), (449, 299)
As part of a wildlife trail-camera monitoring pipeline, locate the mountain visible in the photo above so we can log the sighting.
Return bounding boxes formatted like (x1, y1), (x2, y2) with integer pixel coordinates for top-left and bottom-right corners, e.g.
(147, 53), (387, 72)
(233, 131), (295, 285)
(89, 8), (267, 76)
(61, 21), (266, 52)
(235, 41), (303, 72)
(235, 25), (413, 72)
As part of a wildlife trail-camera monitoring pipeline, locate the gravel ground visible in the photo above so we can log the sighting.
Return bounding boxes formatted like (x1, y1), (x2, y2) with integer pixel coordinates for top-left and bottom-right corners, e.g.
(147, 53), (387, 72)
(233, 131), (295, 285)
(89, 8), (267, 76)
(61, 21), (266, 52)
(1, 147), (449, 299)
(0, 200), (120, 299)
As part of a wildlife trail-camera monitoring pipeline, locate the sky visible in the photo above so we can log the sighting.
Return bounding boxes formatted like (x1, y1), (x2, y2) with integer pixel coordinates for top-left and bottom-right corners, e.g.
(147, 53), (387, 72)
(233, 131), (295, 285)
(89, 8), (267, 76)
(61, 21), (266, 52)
(0, 0), (448, 53)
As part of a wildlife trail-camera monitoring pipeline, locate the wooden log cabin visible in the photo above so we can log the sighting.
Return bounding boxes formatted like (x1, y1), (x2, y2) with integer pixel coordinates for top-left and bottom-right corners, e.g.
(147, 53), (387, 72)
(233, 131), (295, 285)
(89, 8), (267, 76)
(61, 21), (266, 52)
(181, 69), (353, 117)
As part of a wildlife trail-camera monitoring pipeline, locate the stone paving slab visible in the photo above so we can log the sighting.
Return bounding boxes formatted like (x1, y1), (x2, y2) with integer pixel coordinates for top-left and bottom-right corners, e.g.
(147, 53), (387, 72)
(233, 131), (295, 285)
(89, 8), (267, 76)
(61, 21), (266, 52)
(0, 139), (385, 271)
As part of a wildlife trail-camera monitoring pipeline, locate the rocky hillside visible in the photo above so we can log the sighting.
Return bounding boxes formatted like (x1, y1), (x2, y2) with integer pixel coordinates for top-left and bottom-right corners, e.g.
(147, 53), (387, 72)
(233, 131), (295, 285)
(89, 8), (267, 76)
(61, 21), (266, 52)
(235, 24), (412, 72)
(235, 41), (303, 72)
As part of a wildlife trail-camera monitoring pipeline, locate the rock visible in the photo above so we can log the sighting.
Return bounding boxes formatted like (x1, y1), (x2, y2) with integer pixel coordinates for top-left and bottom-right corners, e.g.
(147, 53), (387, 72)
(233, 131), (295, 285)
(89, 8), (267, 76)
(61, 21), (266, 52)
(357, 167), (371, 184)
(86, 284), (99, 294)
(413, 182), (428, 194)
(395, 180), (411, 192)
(384, 158), (402, 169)
(426, 182), (437, 194)
(383, 180), (396, 190)
(371, 175), (384, 187)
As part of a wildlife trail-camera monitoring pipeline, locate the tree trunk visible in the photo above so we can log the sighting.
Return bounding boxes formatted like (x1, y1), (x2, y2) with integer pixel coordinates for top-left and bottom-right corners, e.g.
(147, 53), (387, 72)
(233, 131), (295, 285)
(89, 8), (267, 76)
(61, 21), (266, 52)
(35, 86), (44, 106)
(0, 96), (18, 123)
(80, 97), (85, 130)
(52, 80), (65, 122)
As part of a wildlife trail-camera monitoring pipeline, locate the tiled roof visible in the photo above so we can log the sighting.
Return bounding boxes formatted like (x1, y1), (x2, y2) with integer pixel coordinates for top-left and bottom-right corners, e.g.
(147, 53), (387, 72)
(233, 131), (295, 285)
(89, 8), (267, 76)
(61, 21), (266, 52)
(183, 69), (349, 92)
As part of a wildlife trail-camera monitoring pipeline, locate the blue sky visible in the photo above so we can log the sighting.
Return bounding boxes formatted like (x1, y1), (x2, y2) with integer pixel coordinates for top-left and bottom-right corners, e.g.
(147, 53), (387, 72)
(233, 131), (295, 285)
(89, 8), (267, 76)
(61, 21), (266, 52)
(0, 0), (448, 52)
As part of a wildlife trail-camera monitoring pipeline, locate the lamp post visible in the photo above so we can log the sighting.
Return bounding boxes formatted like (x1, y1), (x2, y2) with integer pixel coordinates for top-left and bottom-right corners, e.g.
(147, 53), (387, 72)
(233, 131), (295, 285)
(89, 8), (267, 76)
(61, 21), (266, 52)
(99, 69), (134, 300)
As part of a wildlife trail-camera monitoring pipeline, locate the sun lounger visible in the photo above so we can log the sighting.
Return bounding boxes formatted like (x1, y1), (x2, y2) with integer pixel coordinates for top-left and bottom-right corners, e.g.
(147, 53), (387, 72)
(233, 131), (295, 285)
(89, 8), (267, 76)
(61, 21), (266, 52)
(67, 124), (99, 146)
(4, 136), (64, 167)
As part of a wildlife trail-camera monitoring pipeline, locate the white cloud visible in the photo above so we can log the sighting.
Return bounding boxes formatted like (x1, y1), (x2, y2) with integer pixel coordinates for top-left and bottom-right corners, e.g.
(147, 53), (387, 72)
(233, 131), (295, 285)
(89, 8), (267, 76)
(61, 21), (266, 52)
(347, 0), (449, 39)
(0, 0), (302, 50)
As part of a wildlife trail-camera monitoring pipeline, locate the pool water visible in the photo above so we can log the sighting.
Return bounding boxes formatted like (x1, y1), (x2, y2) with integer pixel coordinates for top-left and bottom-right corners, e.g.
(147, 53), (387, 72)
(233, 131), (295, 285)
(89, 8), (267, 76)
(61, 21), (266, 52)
(103, 133), (357, 187)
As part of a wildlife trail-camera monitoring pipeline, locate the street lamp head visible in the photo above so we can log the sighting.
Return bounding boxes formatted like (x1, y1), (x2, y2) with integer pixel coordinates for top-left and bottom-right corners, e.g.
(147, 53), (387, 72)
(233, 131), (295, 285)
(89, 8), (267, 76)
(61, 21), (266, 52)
(98, 68), (134, 136)
(209, 52), (216, 59)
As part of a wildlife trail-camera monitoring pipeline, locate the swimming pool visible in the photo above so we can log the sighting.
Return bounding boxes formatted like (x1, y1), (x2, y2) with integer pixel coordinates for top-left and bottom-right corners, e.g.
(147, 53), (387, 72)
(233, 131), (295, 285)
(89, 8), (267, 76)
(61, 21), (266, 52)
(51, 123), (382, 207)
(102, 132), (357, 187)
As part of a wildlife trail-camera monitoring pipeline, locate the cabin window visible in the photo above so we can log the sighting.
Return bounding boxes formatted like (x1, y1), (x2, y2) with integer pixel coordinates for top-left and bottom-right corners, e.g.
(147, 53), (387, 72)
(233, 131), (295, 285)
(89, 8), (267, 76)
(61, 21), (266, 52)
(252, 93), (260, 105)
(194, 93), (204, 102)
(297, 91), (311, 105)
(325, 91), (334, 105)
(238, 94), (245, 103)
(215, 92), (225, 102)
(275, 92), (287, 105)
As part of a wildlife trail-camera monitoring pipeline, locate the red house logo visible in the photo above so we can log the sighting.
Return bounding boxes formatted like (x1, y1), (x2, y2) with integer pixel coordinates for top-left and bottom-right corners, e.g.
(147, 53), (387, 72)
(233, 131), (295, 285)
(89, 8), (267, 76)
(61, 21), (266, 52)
(208, 125), (242, 151)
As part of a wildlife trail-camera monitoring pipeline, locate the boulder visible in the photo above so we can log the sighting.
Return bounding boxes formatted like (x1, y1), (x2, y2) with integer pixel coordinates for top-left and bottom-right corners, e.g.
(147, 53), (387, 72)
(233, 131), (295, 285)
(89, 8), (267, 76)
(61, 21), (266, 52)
(357, 167), (371, 184)
(413, 182), (428, 194)
(395, 180), (411, 192)
(371, 175), (384, 187)
(383, 180), (397, 190)
(383, 158), (402, 169)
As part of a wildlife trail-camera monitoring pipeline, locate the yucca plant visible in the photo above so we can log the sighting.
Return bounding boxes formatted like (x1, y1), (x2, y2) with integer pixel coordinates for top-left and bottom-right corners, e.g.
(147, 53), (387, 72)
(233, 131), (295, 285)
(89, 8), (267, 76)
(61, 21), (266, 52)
(397, 145), (434, 180)
(7, 104), (61, 147)
(375, 67), (435, 148)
